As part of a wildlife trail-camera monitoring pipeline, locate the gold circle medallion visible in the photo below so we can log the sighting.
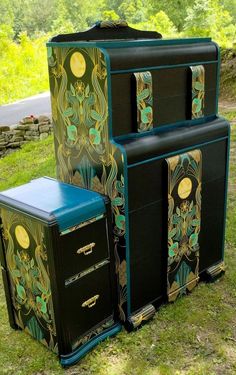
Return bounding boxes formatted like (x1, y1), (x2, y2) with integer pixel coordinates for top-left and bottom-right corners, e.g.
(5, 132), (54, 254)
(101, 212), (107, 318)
(15, 225), (30, 249)
(178, 177), (192, 199)
(70, 52), (86, 78)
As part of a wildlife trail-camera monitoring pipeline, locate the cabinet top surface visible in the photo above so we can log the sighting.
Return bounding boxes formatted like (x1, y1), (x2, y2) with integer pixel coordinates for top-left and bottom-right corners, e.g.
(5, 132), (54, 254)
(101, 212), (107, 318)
(0, 177), (106, 230)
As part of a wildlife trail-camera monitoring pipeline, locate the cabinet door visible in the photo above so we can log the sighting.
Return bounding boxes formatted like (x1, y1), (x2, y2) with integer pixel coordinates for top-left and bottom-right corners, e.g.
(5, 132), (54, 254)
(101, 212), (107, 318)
(166, 150), (202, 302)
(64, 263), (113, 348)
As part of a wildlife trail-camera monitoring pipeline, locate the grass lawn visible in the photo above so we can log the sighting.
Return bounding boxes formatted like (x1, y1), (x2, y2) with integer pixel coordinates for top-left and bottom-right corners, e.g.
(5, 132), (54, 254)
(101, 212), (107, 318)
(0, 114), (236, 375)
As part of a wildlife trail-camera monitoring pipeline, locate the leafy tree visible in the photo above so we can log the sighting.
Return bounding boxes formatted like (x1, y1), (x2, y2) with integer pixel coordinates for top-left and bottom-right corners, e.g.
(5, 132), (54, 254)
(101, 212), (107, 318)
(102, 10), (120, 21)
(149, 0), (191, 32)
(148, 11), (177, 37)
(0, 0), (14, 27)
(184, 0), (236, 47)
(118, 0), (149, 23)
(11, 0), (58, 38)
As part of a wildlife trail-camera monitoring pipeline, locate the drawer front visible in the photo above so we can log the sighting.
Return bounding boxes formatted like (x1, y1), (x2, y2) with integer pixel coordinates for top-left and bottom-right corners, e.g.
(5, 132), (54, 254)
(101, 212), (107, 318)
(60, 218), (109, 279)
(64, 263), (113, 345)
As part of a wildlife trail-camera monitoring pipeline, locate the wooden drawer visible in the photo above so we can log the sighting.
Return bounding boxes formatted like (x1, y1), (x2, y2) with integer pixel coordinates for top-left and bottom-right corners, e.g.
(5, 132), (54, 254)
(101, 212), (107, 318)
(64, 263), (113, 345)
(60, 217), (110, 279)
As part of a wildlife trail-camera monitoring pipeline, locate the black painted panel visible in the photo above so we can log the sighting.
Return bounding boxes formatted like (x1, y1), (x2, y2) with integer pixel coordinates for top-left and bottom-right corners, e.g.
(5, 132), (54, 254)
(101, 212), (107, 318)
(108, 43), (217, 71)
(199, 178), (226, 272)
(128, 139), (227, 212)
(64, 264), (113, 344)
(119, 118), (229, 165)
(129, 200), (167, 313)
(60, 218), (109, 280)
(111, 64), (217, 137)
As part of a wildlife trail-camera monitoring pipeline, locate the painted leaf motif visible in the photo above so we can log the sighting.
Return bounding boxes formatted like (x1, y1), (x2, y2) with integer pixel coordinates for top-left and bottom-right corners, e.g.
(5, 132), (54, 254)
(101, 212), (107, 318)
(189, 233), (198, 247)
(192, 98), (202, 113)
(115, 214), (125, 230)
(27, 316), (44, 340)
(91, 110), (103, 121)
(141, 106), (152, 124)
(194, 82), (204, 91)
(192, 219), (200, 226)
(11, 269), (21, 278)
(16, 284), (26, 300)
(63, 107), (74, 117)
(169, 242), (178, 257)
(168, 228), (177, 239)
(70, 84), (76, 96)
(85, 84), (90, 96)
(111, 197), (123, 206)
(175, 261), (191, 289)
(89, 128), (101, 145)
(137, 88), (150, 101)
(67, 125), (77, 141)
(36, 296), (47, 314)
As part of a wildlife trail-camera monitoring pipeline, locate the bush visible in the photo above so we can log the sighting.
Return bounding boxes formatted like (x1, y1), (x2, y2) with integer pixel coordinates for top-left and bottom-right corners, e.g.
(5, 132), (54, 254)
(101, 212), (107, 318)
(0, 27), (49, 105)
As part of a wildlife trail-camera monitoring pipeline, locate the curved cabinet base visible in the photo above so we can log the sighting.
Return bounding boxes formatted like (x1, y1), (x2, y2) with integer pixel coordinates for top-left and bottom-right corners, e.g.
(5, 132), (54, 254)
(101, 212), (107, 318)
(60, 323), (122, 367)
(200, 261), (225, 283)
(125, 304), (156, 331)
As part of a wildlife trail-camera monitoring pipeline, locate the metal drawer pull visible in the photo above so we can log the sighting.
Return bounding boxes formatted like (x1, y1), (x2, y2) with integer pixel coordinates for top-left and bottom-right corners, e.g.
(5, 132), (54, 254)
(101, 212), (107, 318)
(77, 242), (95, 256)
(82, 294), (100, 308)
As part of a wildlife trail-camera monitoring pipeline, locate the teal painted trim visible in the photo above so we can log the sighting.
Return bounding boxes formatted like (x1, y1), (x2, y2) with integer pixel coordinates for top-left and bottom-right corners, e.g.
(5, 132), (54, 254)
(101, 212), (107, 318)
(219, 117), (231, 260)
(46, 41), (98, 48)
(102, 47), (131, 317)
(46, 37), (212, 49)
(128, 135), (229, 169)
(213, 42), (221, 114)
(60, 323), (122, 367)
(111, 60), (218, 75)
(114, 115), (216, 143)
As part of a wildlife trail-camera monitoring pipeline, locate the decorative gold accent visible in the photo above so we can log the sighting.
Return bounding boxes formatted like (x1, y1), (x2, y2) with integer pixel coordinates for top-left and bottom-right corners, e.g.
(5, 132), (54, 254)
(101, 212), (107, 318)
(168, 276), (199, 302)
(15, 225), (30, 249)
(82, 294), (100, 308)
(206, 261), (225, 278)
(178, 177), (192, 199)
(70, 52), (86, 78)
(99, 20), (128, 28)
(129, 304), (156, 329)
(65, 259), (109, 286)
(77, 242), (95, 256)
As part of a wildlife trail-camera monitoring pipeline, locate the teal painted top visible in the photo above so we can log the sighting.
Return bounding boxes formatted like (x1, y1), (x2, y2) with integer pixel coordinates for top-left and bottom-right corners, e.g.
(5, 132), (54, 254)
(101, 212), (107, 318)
(0, 177), (105, 231)
(47, 37), (212, 49)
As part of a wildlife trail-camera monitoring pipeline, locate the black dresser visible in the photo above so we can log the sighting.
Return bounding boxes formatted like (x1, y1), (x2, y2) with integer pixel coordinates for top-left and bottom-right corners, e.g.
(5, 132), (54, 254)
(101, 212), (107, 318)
(47, 21), (229, 330)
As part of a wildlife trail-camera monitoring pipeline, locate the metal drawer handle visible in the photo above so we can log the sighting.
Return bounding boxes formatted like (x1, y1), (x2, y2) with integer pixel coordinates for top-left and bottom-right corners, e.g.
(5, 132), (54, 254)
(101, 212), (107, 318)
(82, 294), (100, 308)
(77, 242), (95, 256)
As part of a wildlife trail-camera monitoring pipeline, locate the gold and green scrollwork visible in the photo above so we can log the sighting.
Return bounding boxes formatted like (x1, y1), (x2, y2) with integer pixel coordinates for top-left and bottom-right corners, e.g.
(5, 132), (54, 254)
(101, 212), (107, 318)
(166, 150), (202, 302)
(1, 208), (58, 353)
(48, 46), (127, 319)
(134, 71), (153, 132)
(191, 65), (205, 119)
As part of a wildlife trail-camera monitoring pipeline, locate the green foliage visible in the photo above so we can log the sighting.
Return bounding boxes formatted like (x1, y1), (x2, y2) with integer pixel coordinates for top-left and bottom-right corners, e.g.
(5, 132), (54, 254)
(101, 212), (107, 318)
(11, 0), (58, 38)
(149, 0), (190, 32)
(0, 0), (236, 105)
(0, 136), (55, 191)
(148, 11), (177, 37)
(184, 0), (236, 48)
(0, 29), (49, 105)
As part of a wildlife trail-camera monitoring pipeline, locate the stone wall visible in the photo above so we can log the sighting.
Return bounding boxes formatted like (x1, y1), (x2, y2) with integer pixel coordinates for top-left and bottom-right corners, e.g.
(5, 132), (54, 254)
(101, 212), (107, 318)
(0, 115), (53, 158)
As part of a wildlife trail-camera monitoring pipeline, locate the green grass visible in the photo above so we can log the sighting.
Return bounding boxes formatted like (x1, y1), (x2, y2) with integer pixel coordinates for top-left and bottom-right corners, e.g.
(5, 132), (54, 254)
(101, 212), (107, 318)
(0, 117), (236, 375)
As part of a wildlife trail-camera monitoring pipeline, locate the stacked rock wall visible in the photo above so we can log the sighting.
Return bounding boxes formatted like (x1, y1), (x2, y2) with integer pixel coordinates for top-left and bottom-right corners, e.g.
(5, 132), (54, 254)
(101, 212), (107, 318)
(0, 115), (53, 158)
